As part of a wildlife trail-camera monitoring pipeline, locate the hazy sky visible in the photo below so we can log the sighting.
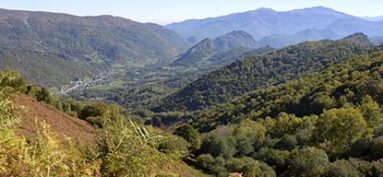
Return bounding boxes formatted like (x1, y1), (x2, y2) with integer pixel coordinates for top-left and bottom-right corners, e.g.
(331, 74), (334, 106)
(0, 0), (382, 24)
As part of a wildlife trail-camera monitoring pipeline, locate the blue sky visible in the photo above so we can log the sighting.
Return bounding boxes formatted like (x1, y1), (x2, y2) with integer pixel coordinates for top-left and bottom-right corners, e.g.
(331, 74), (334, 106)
(0, 0), (382, 24)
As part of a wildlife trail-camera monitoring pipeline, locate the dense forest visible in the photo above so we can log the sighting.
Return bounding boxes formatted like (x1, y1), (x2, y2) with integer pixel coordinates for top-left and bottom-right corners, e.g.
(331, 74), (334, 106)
(155, 33), (374, 111)
(147, 47), (383, 177)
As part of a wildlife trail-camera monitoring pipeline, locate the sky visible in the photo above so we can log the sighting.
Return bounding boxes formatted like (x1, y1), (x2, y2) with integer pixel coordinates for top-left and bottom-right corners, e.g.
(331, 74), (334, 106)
(0, 0), (382, 25)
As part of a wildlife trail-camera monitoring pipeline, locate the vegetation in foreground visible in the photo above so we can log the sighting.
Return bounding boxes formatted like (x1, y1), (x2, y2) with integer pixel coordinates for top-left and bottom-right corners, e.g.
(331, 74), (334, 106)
(0, 70), (207, 177)
(145, 49), (383, 176)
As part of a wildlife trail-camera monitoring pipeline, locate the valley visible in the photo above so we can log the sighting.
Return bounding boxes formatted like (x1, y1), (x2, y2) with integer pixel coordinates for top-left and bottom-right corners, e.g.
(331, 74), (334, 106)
(1, 3), (383, 177)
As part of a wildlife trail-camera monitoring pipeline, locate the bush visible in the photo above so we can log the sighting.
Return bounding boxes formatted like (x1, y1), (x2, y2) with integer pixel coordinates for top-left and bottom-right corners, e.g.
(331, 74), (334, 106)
(226, 157), (276, 177)
(79, 103), (108, 119)
(35, 87), (52, 104)
(158, 136), (189, 157)
(283, 147), (329, 177)
(173, 124), (201, 151)
(195, 154), (215, 170)
(200, 133), (235, 158)
(254, 148), (290, 173)
(322, 160), (363, 177)
(275, 135), (298, 150)
(232, 120), (266, 156)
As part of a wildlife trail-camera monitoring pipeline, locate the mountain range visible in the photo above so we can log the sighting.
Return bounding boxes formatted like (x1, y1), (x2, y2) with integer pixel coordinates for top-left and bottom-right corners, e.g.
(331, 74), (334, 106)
(0, 8), (187, 86)
(167, 6), (383, 48)
(365, 16), (383, 21)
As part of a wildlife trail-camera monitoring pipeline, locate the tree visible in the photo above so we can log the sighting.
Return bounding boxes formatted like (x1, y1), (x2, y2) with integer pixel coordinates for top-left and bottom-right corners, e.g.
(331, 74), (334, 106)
(173, 124), (201, 151)
(195, 154), (215, 171)
(226, 157), (276, 177)
(313, 107), (372, 156)
(200, 133), (235, 158)
(358, 96), (383, 131)
(35, 87), (52, 104)
(232, 120), (266, 156)
(322, 160), (363, 177)
(282, 147), (329, 177)
(79, 103), (108, 120)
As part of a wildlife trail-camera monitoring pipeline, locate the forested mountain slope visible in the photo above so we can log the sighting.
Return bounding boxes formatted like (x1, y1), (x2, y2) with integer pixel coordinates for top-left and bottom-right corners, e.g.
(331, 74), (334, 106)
(150, 47), (383, 177)
(0, 8), (187, 86)
(172, 31), (258, 67)
(189, 47), (383, 131)
(155, 33), (375, 111)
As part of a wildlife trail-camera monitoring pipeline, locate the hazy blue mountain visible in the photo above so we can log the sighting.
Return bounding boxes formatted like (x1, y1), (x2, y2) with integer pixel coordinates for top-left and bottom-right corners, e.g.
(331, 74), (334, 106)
(0, 8), (187, 86)
(172, 31), (259, 67)
(258, 28), (339, 48)
(167, 6), (355, 42)
(364, 16), (383, 21)
(371, 36), (383, 45)
(213, 31), (258, 50)
(259, 18), (383, 48)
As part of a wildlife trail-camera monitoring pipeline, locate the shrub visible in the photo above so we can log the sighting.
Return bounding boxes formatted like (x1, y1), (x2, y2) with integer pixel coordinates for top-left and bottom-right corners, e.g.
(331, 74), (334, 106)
(195, 154), (215, 170)
(79, 103), (108, 119)
(283, 147), (329, 177)
(322, 160), (363, 177)
(200, 133), (235, 158)
(173, 124), (201, 152)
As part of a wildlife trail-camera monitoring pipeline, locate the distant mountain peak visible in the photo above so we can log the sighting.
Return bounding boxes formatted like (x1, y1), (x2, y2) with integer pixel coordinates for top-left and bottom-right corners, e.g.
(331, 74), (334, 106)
(214, 30), (258, 50)
(254, 7), (275, 13)
(172, 31), (258, 66)
(288, 6), (343, 15)
(226, 30), (253, 37)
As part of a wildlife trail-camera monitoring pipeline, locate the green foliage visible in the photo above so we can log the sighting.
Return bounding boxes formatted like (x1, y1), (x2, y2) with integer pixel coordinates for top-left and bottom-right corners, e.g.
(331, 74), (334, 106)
(36, 87), (53, 103)
(174, 124), (202, 152)
(322, 160), (363, 177)
(186, 49), (383, 132)
(226, 157), (276, 177)
(158, 136), (189, 158)
(0, 70), (25, 93)
(0, 94), (98, 176)
(232, 120), (266, 156)
(313, 107), (372, 156)
(200, 133), (235, 158)
(97, 112), (166, 177)
(0, 97), (21, 130)
(196, 154), (215, 171)
(282, 147), (329, 177)
(156, 34), (375, 111)
(254, 148), (290, 172)
(79, 103), (109, 120)
(0, 10), (187, 86)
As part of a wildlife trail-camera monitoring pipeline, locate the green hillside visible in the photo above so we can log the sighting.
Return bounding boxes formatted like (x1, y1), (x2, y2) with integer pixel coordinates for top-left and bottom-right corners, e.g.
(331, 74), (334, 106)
(155, 33), (375, 111)
(0, 8), (187, 86)
(150, 47), (383, 177)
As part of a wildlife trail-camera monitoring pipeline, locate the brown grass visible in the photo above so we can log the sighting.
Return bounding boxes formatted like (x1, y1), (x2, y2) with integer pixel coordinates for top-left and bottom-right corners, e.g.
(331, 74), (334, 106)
(12, 94), (95, 146)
